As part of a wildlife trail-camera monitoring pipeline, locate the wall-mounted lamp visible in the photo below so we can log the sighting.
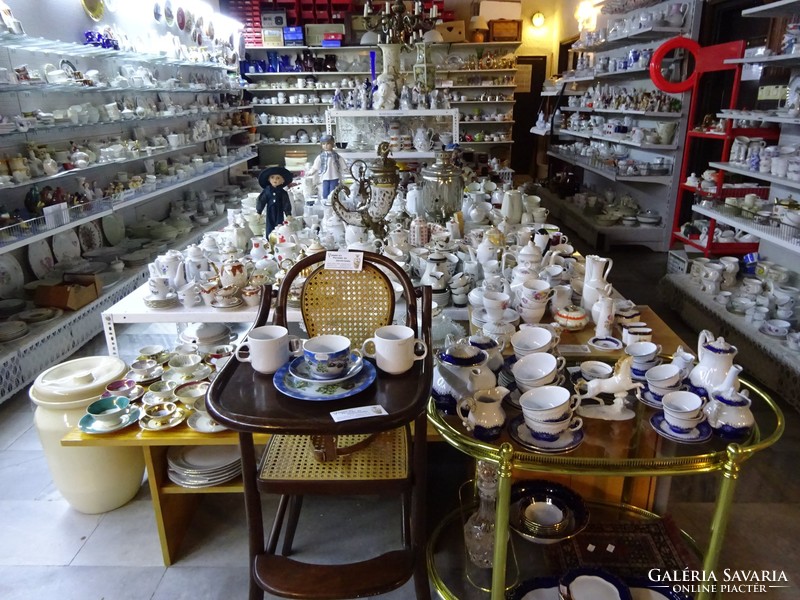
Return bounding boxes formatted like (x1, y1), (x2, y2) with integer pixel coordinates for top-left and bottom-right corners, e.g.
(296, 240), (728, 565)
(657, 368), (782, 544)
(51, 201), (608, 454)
(469, 15), (490, 43)
(531, 12), (545, 28)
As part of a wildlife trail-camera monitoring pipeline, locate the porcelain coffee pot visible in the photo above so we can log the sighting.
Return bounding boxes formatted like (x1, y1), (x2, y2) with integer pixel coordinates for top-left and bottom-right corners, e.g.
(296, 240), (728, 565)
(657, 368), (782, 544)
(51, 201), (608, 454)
(688, 330), (740, 397)
(500, 189), (523, 224)
(184, 245), (209, 282)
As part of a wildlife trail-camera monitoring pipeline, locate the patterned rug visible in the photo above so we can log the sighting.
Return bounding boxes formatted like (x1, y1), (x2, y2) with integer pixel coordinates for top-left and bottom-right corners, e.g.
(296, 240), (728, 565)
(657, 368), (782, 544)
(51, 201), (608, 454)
(545, 515), (702, 578)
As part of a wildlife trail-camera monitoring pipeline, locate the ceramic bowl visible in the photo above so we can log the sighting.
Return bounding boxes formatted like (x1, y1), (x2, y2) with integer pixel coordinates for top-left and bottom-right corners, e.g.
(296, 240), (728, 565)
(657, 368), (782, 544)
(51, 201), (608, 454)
(579, 360), (613, 381)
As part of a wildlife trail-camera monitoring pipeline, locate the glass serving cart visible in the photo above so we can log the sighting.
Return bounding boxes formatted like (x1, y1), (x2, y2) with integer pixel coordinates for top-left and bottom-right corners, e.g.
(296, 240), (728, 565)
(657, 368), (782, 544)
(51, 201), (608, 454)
(426, 373), (784, 600)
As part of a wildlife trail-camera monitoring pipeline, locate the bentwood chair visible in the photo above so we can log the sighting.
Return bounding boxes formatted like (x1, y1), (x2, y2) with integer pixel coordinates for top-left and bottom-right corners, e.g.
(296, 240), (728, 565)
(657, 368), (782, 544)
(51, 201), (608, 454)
(208, 251), (433, 600)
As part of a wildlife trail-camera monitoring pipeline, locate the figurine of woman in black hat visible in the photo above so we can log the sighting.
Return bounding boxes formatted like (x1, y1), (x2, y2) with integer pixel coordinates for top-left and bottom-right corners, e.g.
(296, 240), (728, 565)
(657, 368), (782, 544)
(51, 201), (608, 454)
(257, 166), (293, 236)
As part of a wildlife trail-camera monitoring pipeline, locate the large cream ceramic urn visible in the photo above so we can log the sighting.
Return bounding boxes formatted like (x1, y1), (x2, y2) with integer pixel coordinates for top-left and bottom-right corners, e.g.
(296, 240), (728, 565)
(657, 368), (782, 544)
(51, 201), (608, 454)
(30, 356), (145, 514)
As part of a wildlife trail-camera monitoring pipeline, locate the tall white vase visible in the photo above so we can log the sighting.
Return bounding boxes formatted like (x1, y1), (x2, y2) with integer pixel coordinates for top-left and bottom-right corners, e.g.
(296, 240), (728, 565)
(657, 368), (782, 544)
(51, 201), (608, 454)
(374, 43), (402, 109)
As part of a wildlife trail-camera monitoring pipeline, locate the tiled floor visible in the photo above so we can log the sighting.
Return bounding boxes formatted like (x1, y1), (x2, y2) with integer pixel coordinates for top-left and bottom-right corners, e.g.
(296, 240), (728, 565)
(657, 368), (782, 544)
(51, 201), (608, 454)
(1, 244), (799, 599)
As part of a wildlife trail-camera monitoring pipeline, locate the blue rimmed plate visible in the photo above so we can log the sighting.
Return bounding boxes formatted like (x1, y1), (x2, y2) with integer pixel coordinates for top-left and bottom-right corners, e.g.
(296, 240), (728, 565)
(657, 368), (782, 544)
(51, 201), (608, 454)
(588, 336), (624, 351)
(560, 567), (633, 600)
(508, 479), (589, 545)
(288, 353), (363, 384)
(274, 359), (376, 401)
(650, 413), (712, 444)
(639, 389), (664, 409)
(508, 414), (585, 454)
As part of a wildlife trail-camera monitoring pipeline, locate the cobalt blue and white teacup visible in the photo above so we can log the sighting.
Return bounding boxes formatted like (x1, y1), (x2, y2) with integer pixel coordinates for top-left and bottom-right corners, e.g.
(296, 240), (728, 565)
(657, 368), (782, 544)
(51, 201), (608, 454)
(303, 335), (358, 379)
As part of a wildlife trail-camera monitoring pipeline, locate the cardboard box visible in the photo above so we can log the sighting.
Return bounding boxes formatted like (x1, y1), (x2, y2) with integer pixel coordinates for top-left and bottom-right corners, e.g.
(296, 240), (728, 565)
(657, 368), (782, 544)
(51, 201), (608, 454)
(261, 27), (284, 47)
(435, 20), (466, 43)
(260, 10), (287, 28)
(488, 19), (522, 41)
(34, 274), (100, 311)
(305, 23), (346, 46)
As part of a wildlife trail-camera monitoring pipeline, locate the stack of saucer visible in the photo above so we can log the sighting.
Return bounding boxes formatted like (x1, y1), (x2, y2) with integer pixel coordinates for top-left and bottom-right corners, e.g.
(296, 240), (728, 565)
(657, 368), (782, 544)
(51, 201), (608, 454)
(166, 445), (241, 488)
(0, 320), (28, 342)
(144, 293), (180, 309)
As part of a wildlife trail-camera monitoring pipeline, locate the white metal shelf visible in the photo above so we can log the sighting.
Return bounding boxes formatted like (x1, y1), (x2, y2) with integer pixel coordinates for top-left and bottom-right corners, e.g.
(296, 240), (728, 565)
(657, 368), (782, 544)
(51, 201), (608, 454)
(541, 89), (584, 97)
(556, 128), (678, 150)
(112, 154), (256, 211)
(440, 84), (517, 89)
(327, 109), (458, 118)
(725, 54), (800, 67)
(547, 150), (672, 185)
(742, 0), (800, 18)
(244, 41), (521, 52)
(691, 204), (800, 253)
(460, 120), (515, 125)
(716, 111), (800, 126)
(451, 99), (515, 104)
(707, 161), (800, 192)
(561, 107), (683, 118)
(337, 150), (436, 160)
(571, 26), (685, 53)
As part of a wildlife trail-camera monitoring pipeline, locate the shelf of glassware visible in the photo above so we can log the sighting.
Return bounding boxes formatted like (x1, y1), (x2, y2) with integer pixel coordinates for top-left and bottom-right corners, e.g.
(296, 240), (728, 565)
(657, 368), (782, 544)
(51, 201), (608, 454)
(0, 154), (256, 257)
(691, 204), (800, 253)
(742, 0), (800, 17)
(570, 25), (686, 53)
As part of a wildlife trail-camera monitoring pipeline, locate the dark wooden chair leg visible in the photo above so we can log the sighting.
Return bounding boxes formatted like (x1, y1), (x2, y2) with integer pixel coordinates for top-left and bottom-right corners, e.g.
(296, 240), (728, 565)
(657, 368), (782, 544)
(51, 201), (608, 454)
(266, 494), (290, 554)
(239, 432), (266, 600)
(281, 495), (304, 555)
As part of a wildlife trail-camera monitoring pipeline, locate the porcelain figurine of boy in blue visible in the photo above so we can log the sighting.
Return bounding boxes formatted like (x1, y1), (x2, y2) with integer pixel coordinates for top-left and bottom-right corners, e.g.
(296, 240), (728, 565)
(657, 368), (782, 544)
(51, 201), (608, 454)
(257, 166), (293, 235)
(306, 134), (349, 202)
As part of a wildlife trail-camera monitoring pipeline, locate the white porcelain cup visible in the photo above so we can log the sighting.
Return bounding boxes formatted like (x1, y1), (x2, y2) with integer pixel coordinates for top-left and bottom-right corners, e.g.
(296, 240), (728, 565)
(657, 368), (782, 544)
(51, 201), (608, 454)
(519, 385), (579, 422)
(524, 413), (583, 442)
(302, 334), (359, 379)
(148, 276), (171, 300)
(645, 363), (682, 388)
(361, 325), (427, 375)
(511, 326), (558, 354)
(624, 341), (662, 363)
(235, 325), (302, 374)
(512, 352), (565, 387)
(662, 390), (705, 419)
(623, 326), (653, 345)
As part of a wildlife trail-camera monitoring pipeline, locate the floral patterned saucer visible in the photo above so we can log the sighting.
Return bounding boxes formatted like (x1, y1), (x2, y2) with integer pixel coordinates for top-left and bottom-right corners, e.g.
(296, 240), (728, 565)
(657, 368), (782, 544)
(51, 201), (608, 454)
(274, 359), (376, 401)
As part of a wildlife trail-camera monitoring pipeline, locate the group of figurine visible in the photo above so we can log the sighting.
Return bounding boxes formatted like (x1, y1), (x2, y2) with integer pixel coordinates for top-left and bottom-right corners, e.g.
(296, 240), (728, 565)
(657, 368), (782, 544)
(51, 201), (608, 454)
(567, 85), (683, 114)
(330, 80), (450, 112)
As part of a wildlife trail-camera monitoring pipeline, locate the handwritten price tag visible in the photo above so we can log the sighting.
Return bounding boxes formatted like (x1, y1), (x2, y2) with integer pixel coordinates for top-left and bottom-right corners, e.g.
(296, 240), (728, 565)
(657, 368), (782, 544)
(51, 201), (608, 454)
(324, 250), (363, 271)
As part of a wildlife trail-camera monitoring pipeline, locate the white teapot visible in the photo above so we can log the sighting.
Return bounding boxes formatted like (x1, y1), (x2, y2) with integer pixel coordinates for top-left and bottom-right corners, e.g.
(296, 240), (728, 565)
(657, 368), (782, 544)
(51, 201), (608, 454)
(688, 330), (740, 397)
(432, 336), (497, 415)
(216, 258), (250, 288)
(704, 370), (754, 439)
(413, 127), (434, 152)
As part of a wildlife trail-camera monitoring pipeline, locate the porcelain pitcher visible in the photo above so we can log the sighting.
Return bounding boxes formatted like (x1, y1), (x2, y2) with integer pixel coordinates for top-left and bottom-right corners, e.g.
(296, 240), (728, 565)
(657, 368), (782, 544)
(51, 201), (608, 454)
(456, 386), (510, 441)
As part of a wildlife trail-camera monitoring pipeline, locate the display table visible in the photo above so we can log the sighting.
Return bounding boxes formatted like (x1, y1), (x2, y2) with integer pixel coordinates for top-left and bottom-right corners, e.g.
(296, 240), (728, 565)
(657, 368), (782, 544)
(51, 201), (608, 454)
(427, 370), (784, 600)
(660, 273), (800, 410)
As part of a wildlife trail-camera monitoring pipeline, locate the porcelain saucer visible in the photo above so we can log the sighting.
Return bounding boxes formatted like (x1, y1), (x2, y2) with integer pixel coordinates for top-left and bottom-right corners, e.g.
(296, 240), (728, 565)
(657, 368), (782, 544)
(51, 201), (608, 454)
(137, 351), (174, 365)
(274, 360), (377, 401)
(650, 412), (712, 444)
(560, 567), (633, 600)
(139, 406), (189, 431)
(125, 366), (165, 384)
(507, 576), (561, 599)
(508, 415), (585, 454)
(79, 406), (142, 435)
(100, 385), (145, 402)
(639, 389), (663, 409)
(631, 358), (662, 380)
(588, 336), (623, 351)
(287, 353), (364, 384)
(145, 292), (178, 303)
(187, 411), (227, 433)
(211, 297), (243, 309)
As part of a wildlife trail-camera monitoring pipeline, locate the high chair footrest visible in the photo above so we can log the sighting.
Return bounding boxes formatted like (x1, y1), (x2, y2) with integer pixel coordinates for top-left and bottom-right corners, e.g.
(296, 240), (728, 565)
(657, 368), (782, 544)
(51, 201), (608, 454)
(254, 550), (415, 599)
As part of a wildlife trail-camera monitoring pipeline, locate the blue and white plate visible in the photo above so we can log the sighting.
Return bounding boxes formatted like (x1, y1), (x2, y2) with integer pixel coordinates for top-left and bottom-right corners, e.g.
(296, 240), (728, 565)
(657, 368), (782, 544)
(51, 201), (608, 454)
(508, 414), (585, 454)
(274, 359), (376, 401)
(650, 413), (712, 444)
(79, 406), (142, 435)
(508, 479), (589, 545)
(588, 336), (623, 351)
(560, 567), (633, 600)
(288, 353), (363, 384)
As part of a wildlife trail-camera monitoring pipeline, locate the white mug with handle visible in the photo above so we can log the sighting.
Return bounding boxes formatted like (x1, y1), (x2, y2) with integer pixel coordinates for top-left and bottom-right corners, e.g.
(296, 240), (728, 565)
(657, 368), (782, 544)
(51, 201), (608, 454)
(235, 326), (302, 374)
(361, 325), (427, 375)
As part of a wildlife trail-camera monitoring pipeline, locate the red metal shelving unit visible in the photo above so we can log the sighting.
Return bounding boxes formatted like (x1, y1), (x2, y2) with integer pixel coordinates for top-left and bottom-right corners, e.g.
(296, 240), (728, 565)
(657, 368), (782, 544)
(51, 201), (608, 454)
(668, 40), (779, 256)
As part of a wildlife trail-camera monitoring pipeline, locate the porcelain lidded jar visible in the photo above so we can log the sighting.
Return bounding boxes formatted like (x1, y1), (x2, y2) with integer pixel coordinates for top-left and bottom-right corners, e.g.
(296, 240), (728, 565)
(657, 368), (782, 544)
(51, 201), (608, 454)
(553, 304), (590, 331)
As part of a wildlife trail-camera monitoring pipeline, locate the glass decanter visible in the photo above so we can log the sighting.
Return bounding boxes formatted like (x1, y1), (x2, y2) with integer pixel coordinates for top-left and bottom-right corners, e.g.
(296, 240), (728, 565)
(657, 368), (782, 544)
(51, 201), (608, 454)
(463, 460), (498, 568)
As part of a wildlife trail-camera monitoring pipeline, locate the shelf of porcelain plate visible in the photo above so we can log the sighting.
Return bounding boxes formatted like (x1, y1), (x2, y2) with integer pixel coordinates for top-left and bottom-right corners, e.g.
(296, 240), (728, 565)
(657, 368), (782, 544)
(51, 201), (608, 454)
(660, 273), (800, 405)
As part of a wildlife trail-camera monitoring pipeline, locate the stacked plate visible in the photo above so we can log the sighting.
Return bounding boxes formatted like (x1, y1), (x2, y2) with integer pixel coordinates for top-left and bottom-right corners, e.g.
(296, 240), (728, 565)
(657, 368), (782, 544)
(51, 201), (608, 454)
(120, 250), (151, 267)
(166, 445), (241, 488)
(15, 307), (63, 324)
(144, 293), (180, 309)
(0, 320), (29, 342)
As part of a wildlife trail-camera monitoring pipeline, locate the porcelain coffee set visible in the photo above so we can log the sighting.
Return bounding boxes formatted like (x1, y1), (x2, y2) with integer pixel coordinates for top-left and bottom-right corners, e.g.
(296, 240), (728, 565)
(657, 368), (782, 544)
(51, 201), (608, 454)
(235, 326), (426, 402)
(77, 342), (231, 435)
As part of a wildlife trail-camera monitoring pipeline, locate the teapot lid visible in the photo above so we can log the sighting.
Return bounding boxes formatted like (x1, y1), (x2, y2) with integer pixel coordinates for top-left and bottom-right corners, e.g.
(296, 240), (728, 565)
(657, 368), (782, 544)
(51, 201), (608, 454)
(437, 341), (487, 367)
(703, 335), (737, 353)
(468, 334), (499, 350)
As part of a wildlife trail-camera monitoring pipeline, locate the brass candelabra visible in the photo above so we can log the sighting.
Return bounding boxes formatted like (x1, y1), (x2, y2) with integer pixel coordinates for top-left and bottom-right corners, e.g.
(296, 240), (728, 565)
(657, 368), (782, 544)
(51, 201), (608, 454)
(363, 0), (437, 47)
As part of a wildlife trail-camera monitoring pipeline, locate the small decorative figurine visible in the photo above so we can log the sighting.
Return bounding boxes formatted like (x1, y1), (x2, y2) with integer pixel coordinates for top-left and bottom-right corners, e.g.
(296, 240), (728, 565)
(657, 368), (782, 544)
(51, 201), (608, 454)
(306, 134), (350, 202)
(256, 165), (293, 236)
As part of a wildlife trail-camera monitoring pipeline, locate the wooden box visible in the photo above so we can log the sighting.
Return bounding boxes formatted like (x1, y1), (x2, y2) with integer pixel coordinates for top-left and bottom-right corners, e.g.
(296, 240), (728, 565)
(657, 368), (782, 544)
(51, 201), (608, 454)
(488, 19), (522, 42)
(435, 20), (466, 43)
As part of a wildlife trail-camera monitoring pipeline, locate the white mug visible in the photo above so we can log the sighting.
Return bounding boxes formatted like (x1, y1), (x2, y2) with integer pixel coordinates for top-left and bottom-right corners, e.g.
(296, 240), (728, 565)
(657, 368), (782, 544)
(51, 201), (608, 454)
(235, 325), (302, 374)
(361, 325), (427, 375)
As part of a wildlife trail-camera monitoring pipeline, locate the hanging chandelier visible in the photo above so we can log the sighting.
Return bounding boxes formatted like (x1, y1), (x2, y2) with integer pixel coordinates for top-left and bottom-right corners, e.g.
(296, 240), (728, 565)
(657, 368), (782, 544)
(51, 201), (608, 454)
(363, 0), (438, 47)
